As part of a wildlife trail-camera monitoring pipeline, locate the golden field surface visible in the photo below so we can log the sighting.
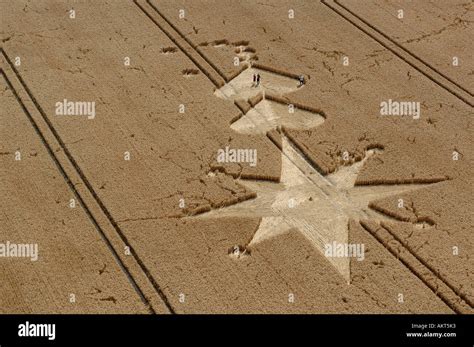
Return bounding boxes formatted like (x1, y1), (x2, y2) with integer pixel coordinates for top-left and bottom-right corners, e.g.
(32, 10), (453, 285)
(0, 0), (472, 313)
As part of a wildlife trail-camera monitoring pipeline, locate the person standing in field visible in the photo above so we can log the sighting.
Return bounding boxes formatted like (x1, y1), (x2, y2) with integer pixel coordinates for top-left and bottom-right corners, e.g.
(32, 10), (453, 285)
(298, 75), (305, 87)
(256, 73), (261, 87)
(253, 73), (256, 87)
